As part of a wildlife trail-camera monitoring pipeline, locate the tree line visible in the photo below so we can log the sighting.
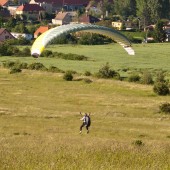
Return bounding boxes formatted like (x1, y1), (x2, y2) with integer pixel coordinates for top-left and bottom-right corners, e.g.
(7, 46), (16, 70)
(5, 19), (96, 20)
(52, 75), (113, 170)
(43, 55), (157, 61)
(93, 0), (170, 26)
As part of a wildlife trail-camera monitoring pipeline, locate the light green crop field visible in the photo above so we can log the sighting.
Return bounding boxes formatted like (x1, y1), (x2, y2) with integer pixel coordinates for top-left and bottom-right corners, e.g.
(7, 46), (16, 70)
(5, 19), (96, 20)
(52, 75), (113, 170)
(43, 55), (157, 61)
(0, 43), (170, 169)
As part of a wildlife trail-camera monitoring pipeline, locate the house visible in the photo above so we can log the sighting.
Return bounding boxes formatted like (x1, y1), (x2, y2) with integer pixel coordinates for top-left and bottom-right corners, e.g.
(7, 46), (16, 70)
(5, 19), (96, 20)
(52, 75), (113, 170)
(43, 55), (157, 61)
(0, 0), (9, 6)
(112, 21), (123, 30)
(0, 28), (15, 43)
(79, 14), (100, 24)
(11, 32), (33, 40)
(52, 11), (77, 25)
(34, 26), (49, 38)
(29, 0), (89, 14)
(8, 5), (18, 16)
(29, 0), (53, 14)
(16, 4), (45, 20)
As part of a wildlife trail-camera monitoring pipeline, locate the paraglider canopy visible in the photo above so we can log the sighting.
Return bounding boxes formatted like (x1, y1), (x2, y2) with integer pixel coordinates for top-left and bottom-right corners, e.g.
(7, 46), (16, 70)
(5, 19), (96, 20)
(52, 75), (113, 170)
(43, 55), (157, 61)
(31, 24), (135, 57)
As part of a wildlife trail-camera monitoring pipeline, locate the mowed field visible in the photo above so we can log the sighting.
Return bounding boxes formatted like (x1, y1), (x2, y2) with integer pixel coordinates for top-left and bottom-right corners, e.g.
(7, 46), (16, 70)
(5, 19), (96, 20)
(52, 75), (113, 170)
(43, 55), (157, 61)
(0, 43), (170, 74)
(0, 43), (170, 169)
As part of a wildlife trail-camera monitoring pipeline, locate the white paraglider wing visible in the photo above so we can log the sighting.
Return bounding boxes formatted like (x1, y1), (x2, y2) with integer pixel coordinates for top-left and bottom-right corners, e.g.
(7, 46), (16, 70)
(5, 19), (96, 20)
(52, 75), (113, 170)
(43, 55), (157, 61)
(31, 24), (135, 57)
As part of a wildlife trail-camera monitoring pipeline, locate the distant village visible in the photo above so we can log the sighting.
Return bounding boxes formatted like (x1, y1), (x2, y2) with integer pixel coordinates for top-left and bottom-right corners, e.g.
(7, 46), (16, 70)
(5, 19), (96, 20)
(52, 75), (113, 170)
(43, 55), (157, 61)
(0, 0), (170, 43)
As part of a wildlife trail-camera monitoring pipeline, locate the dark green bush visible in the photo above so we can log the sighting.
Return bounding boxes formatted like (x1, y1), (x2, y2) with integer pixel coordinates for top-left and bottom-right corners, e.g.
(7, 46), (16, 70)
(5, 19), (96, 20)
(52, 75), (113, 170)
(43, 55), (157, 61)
(2, 61), (16, 68)
(84, 71), (91, 76)
(132, 140), (144, 146)
(141, 71), (154, 84)
(21, 47), (31, 56)
(128, 74), (141, 82)
(122, 68), (129, 72)
(96, 63), (119, 79)
(41, 50), (53, 57)
(28, 63), (47, 71)
(55, 52), (88, 61)
(63, 71), (73, 81)
(19, 62), (28, 69)
(153, 71), (169, 95)
(0, 43), (13, 56)
(48, 66), (64, 73)
(155, 71), (166, 83)
(159, 102), (170, 114)
(153, 82), (169, 95)
(66, 70), (77, 74)
(9, 67), (22, 74)
(2, 60), (28, 69)
(83, 78), (93, 84)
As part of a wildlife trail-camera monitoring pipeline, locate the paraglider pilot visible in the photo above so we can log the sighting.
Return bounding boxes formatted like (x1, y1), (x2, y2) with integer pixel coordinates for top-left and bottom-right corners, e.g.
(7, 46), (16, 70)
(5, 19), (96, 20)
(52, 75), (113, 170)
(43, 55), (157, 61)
(79, 112), (91, 134)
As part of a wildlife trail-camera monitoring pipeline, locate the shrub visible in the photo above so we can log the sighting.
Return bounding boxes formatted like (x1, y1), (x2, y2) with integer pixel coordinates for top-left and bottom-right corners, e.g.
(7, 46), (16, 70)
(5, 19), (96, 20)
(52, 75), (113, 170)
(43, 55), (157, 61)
(2, 60), (28, 69)
(9, 67), (22, 74)
(122, 68), (129, 72)
(55, 52), (88, 61)
(84, 71), (91, 76)
(41, 50), (53, 57)
(159, 102), (170, 114)
(128, 74), (141, 82)
(48, 66), (64, 73)
(83, 78), (93, 84)
(2, 61), (16, 68)
(63, 71), (73, 81)
(0, 43), (13, 56)
(96, 63), (119, 79)
(153, 71), (169, 95)
(28, 63), (47, 71)
(21, 47), (31, 56)
(132, 140), (144, 146)
(153, 82), (169, 95)
(19, 62), (28, 69)
(155, 71), (166, 83)
(141, 71), (154, 84)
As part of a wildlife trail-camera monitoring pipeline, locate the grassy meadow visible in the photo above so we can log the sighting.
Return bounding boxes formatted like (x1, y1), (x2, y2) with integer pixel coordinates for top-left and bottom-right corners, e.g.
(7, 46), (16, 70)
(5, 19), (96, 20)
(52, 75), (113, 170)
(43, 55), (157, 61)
(0, 43), (170, 169)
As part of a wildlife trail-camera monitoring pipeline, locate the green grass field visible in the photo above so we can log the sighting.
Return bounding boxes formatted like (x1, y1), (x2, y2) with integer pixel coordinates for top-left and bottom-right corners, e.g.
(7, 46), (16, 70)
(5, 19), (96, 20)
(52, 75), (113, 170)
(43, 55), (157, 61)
(0, 43), (170, 169)
(0, 43), (170, 74)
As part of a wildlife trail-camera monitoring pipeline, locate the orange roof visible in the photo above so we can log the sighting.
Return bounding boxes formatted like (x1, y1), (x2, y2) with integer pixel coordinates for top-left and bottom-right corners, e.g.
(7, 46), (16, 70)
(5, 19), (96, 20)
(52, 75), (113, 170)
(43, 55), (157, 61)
(0, 0), (8, 6)
(16, 4), (44, 11)
(34, 26), (49, 36)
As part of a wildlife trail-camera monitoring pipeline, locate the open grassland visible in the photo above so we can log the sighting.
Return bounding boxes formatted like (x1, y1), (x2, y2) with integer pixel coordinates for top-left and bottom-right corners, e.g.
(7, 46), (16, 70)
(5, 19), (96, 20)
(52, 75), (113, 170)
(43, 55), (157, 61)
(0, 67), (170, 170)
(0, 43), (170, 76)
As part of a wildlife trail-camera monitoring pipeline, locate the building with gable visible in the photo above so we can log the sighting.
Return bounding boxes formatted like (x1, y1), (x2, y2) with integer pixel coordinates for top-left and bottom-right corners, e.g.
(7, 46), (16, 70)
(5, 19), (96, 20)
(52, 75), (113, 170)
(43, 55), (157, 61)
(29, 0), (89, 14)
(0, 28), (15, 43)
(52, 11), (77, 25)
(15, 3), (45, 20)
(79, 14), (100, 24)
(0, 0), (9, 6)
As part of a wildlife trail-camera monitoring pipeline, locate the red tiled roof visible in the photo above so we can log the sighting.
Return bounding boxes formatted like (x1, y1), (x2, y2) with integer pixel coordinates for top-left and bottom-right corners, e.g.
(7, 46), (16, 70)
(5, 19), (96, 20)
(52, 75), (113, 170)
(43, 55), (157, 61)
(34, 26), (49, 36)
(79, 15), (99, 24)
(0, 0), (8, 6)
(16, 4), (44, 11)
